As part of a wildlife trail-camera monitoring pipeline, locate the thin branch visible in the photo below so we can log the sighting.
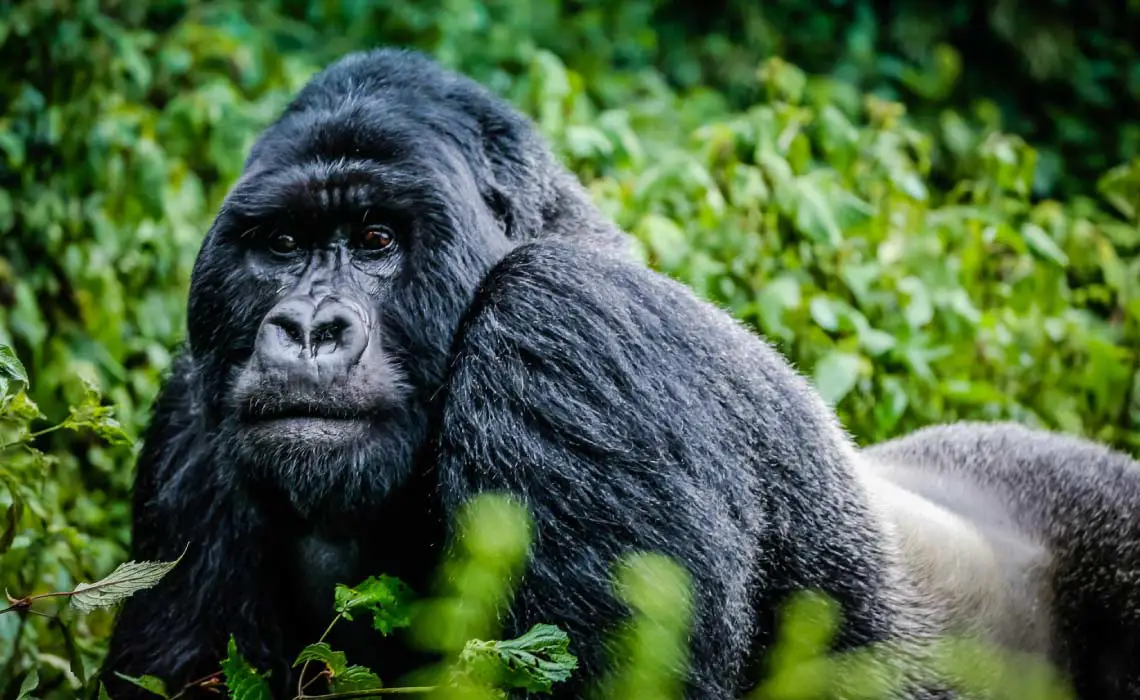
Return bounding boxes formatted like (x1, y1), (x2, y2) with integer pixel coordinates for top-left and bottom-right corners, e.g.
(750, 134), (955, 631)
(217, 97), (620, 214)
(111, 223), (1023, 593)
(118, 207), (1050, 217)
(301, 687), (437, 699)
(295, 613), (345, 699)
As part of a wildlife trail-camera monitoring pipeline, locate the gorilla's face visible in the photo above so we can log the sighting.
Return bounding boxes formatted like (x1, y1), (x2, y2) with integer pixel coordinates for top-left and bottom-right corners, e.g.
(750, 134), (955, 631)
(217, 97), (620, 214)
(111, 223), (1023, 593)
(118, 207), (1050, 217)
(184, 103), (513, 516)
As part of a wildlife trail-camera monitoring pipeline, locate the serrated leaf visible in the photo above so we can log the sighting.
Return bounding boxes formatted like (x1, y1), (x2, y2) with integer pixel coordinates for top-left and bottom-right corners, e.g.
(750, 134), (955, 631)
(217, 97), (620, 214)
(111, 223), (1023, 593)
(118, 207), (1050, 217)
(333, 574), (413, 635)
(0, 344), (28, 386)
(70, 548), (185, 613)
(113, 673), (169, 698)
(294, 643), (348, 674)
(457, 623), (578, 694)
(293, 643), (383, 692)
(813, 351), (864, 406)
(222, 637), (273, 700)
(332, 665), (384, 693)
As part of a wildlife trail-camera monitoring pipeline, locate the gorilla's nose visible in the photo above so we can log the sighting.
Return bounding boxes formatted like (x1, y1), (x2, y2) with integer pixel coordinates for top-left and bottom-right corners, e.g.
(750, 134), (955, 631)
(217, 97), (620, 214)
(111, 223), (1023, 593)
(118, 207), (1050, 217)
(256, 297), (368, 374)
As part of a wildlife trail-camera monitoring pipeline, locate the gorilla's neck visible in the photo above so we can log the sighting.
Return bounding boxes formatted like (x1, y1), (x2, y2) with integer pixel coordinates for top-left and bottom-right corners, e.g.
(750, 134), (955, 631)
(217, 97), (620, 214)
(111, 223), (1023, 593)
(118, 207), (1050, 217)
(247, 454), (446, 684)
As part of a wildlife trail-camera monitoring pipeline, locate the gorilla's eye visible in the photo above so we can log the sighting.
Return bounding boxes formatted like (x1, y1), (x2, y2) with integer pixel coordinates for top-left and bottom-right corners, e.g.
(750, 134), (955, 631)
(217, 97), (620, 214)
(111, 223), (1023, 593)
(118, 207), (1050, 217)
(267, 232), (299, 255)
(359, 224), (396, 252)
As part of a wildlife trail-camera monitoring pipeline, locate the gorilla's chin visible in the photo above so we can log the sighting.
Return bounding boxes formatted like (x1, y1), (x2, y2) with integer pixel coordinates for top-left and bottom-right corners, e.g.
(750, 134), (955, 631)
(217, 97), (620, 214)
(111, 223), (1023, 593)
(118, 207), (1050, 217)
(223, 405), (427, 519)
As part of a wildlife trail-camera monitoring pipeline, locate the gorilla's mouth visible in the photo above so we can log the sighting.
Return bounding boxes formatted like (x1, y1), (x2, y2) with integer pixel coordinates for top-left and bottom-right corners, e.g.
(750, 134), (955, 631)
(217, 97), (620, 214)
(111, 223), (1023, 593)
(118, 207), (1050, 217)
(244, 403), (363, 423)
(237, 400), (377, 447)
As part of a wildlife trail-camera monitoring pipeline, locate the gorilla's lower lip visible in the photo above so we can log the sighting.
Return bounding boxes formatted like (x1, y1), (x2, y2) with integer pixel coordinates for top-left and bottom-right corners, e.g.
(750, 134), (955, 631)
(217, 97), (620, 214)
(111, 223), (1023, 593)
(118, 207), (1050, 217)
(243, 415), (372, 442)
(255, 416), (358, 424)
(242, 407), (362, 423)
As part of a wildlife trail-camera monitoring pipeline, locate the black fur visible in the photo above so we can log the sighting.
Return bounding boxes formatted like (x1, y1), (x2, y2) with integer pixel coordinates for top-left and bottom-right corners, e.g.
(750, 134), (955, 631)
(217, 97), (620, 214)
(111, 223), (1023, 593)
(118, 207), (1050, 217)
(102, 48), (951, 699)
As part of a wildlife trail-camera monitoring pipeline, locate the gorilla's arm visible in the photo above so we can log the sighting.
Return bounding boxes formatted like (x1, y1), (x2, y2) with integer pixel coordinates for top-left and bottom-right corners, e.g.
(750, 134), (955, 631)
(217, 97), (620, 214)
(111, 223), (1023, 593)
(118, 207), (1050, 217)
(101, 356), (284, 697)
(434, 241), (936, 699)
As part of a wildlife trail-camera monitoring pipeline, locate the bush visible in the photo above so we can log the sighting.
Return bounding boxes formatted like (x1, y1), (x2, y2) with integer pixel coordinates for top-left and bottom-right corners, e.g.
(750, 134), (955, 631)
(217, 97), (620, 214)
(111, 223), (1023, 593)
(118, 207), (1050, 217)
(1, 0), (1137, 696)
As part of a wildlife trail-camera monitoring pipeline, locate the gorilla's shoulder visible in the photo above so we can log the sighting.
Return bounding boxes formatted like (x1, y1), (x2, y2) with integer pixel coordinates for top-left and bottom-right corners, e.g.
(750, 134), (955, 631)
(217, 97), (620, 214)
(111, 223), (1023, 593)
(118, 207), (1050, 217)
(449, 239), (847, 452)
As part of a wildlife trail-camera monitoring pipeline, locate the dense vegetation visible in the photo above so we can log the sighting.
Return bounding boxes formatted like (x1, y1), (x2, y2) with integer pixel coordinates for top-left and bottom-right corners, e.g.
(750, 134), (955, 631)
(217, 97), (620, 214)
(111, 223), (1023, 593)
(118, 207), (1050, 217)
(1, 0), (1137, 696)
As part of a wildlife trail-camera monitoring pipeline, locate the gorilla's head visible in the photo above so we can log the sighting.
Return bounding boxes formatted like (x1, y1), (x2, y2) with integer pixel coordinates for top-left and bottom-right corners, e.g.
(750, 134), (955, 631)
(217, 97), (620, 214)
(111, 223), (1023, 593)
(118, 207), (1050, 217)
(182, 49), (626, 517)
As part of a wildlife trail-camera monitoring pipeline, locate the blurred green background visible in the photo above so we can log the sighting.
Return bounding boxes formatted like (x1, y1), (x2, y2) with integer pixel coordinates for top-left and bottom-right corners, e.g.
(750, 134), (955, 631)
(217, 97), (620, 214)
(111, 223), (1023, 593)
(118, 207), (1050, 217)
(1, 0), (1138, 694)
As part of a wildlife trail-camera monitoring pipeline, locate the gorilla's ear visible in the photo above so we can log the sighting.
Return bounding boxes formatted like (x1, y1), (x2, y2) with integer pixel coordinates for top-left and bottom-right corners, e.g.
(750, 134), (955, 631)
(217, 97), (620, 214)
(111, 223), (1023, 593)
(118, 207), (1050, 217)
(470, 110), (630, 255)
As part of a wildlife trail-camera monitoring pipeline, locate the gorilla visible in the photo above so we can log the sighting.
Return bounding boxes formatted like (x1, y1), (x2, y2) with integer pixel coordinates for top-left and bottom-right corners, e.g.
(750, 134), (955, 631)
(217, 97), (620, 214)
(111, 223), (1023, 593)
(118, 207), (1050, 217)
(99, 47), (1140, 699)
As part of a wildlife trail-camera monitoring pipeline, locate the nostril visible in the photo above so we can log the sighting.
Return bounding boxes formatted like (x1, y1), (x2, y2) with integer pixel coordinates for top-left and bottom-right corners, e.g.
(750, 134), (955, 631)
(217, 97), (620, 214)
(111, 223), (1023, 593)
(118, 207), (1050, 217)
(311, 320), (348, 356)
(269, 315), (307, 347)
(311, 319), (347, 346)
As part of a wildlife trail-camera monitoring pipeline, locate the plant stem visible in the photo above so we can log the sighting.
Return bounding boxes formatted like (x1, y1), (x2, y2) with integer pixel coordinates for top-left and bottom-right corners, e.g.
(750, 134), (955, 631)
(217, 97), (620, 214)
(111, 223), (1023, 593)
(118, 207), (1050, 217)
(0, 423), (65, 452)
(302, 687), (437, 698)
(295, 613), (345, 699)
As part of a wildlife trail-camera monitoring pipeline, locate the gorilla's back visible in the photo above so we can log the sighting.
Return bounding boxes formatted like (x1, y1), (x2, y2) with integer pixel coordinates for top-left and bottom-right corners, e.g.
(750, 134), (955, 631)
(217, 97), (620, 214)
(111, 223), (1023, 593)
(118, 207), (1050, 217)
(862, 421), (1140, 698)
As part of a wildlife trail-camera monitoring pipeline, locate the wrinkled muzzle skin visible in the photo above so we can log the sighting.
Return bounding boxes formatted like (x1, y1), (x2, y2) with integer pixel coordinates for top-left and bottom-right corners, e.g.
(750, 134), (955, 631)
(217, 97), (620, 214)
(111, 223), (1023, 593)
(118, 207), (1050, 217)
(183, 113), (514, 519)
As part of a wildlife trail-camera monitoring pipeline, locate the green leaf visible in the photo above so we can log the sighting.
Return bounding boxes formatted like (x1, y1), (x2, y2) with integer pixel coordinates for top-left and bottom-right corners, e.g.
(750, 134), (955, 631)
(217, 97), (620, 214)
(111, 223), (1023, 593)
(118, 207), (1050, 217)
(294, 643), (348, 673)
(897, 277), (934, 329)
(1021, 223), (1069, 267)
(60, 381), (133, 446)
(16, 668), (38, 700)
(332, 665), (385, 693)
(333, 574), (414, 635)
(457, 623), (578, 694)
(809, 296), (840, 332)
(222, 637), (273, 700)
(3, 391), (44, 423)
(858, 328), (897, 356)
(70, 547), (185, 613)
(792, 178), (843, 247)
(812, 351), (864, 406)
(752, 275), (802, 341)
(293, 643), (383, 692)
(112, 673), (169, 698)
(0, 344), (28, 387)
(98, 683), (114, 700)
(874, 376), (910, 432)
(636, 213), (690, 270)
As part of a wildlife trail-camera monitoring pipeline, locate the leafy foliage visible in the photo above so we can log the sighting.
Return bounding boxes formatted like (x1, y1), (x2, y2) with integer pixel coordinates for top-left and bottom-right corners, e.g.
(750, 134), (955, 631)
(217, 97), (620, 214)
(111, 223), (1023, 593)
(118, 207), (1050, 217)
(221, 637), (273, 700)
(333, 574), (414, 635)
(456, 624), (579, 694)
(293, 643), (384, 694)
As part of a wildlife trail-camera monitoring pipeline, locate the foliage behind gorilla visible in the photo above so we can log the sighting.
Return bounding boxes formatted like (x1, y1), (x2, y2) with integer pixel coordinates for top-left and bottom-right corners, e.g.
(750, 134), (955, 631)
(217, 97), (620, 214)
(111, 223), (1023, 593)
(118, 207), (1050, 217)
(102, 47), (1140, 700)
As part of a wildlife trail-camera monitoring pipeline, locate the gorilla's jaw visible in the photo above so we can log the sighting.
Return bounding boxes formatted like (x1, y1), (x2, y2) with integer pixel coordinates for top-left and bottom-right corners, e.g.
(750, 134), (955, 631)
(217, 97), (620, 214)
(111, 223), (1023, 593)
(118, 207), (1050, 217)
(222, 398), (428, 519)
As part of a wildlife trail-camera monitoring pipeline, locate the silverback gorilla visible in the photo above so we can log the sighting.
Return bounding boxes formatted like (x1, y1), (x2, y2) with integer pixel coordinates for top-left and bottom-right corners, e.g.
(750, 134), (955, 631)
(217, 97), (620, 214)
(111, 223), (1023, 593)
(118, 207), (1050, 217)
(101, 48), (1140, 699)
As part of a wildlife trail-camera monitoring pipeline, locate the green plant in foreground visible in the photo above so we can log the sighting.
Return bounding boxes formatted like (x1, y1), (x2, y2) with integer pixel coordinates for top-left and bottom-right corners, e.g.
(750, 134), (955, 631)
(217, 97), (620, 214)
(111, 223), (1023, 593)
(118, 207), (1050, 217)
(111, 495), (578, 700)
(0, 342), (152, 692)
